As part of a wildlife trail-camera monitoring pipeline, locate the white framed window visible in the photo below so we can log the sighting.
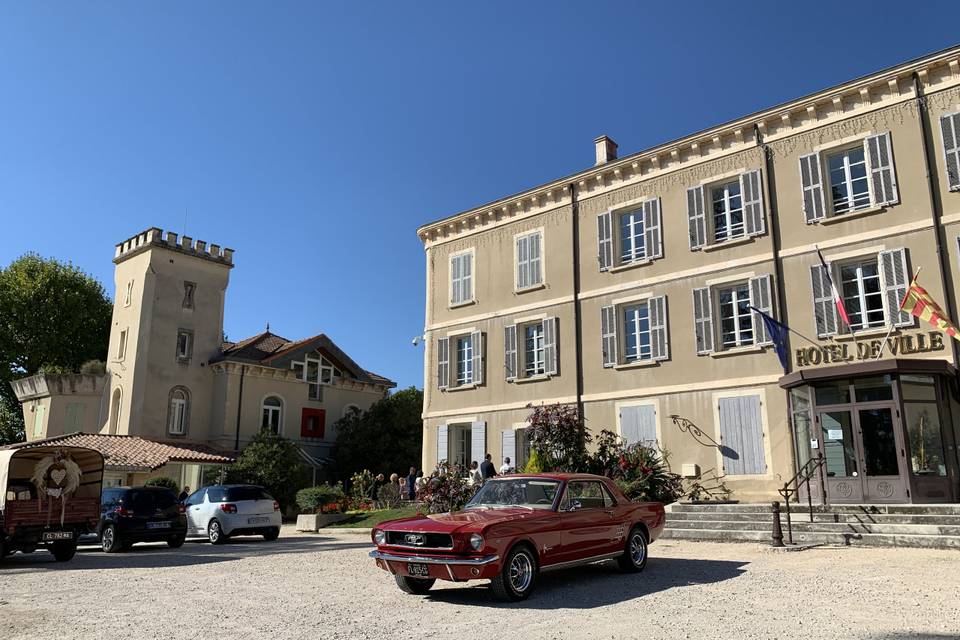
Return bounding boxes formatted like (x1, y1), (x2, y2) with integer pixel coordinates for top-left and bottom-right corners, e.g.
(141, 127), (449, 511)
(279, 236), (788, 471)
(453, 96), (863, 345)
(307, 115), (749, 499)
(622, 303), (652, 362)
(601, 297), (668, 367)
(438, 331), (483, 389)
(598, 198), (663, 271)
(619, 210), (645, 263)
(176, 329), (193, 361)
(124, 280), (133, 307)
(183, 282), (196, 309)
(523, 323), (545, 377)
(940, 112), (960, 191)
(618, 403), (658, 448)
(717, 283), (754, 349)
(515, 230), (543, 291)
(839, 259), (885, 331)
(456, 334), (474, 386)
(292, 353), (343, 399)
(168, 387), (189, 435)
(448, 424), (472, 469)
(827, 146), (871, 215)
(117, 329), (128, 361)
(505, 319), (556, 381)
(450, 250), (474, 306)
(687, 171), (764, 249)
(711, 180), (745, 243)
(261, 396), (283, 435)
(693, 275), (774, 355)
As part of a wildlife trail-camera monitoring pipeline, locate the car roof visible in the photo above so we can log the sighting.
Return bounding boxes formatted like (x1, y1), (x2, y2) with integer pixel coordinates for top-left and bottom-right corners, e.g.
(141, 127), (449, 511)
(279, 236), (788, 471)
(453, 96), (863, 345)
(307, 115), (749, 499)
(492, 472), (610, 481)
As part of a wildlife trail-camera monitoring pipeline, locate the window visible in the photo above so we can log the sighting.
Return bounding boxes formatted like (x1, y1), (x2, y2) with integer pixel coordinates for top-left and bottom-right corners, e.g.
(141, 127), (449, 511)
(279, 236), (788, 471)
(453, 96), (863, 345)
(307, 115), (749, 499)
(438, 331), (483, 389)
(515, 231), (542, 290)
(827, 147), (871, 215)
(117, 329), (128, 360)
(524, 323), (545, 377)
(718, 394), (766, 475)
(450, 251), (473, 305)
(505, 319), (556, 381)
(109, 388), (122, 434)
(839, 259), (884, 330)
(622, 303), (652, 362)
(456, 334), (474, 386)
(183, 282), (196, 309)
(124, 280), (133, 307)
(261, 396), (283, 435)
(620, 404), (657, 447)
(711, 180), (744, 243)
(717, 283), (754, 348)
(941, 112), (960, 191)
(601, 297), (668, 367)
(902, 375), (947, 477)
(516, 428), (531, 472)
(598, 199), (662, 270)
(33, 404), (45, 438)
(449, 424), (472, 469)
(291, 353), (343, 399)
(563, 481), (607, 510)
(176, 329), (193, 361)
(65, 403), (85, 433)
(300, 408), (326, 438)
(167, 387), (189, 435)
(619, 209), (645, 263)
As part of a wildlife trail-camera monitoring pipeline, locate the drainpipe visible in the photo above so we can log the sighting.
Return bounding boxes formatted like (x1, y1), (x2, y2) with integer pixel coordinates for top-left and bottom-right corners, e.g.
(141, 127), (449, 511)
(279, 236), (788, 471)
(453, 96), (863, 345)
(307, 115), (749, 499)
(234, 364), (246, 451)
(568, 182), (585, 417)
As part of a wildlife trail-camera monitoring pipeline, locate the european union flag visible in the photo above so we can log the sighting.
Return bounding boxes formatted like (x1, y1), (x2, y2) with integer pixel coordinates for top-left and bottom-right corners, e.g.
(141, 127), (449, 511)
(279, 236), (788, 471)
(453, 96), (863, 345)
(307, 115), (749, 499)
(750, 307), (790, 372)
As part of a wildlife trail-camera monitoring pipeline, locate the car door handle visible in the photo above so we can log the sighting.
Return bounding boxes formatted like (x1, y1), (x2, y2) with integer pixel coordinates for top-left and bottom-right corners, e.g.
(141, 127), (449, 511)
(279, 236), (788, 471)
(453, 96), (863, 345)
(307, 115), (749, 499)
(604, 510), (615, 516)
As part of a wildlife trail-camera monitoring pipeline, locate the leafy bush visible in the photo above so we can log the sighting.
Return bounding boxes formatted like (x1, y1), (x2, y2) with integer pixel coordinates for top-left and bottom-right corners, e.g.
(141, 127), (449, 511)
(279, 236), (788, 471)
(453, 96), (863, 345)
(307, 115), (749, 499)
(349, 470), (374, 501)
(523, 448), (544, 473)
(225, 431), (311, 512)
(296, 483), (346, 514)
(80, 359), (106, 375)
(144, 476), (179, 492)
(585, 429), (683, 504)
(377, 483), (401, 509)
(526, 403), (591, 472)
(418, 463), (479, 514)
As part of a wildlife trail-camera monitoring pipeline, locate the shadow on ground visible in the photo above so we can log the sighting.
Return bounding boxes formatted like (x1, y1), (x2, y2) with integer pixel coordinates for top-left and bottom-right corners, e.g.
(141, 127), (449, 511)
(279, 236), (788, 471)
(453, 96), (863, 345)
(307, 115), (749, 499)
(426, 556), (748, 610)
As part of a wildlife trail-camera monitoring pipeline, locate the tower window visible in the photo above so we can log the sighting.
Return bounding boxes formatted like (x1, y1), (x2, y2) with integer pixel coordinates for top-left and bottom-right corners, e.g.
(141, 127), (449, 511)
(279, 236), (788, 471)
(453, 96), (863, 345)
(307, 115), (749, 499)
(124, 280), (133, 307)
(176, 329), (193, 362)
(183, 282), (196, 309)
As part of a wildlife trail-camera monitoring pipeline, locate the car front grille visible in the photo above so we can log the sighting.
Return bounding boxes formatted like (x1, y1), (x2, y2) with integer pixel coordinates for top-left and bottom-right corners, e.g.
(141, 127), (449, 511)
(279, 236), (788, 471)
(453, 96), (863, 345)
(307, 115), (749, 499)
(385, 531), (454, 549)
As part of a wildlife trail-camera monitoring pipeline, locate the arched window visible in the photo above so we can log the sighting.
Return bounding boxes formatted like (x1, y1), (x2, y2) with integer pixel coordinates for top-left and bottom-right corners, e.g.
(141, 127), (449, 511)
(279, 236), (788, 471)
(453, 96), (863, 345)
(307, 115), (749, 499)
(109, 388), (122, 435)
(343, 404), (361, 419)
(261, 396), (283, 435)
(167, 387), (191, 436)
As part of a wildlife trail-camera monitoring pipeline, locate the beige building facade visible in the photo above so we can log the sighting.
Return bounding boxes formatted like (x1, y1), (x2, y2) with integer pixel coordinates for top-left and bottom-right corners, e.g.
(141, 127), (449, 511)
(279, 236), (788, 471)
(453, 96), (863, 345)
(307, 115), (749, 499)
(417, 47), (960, 503)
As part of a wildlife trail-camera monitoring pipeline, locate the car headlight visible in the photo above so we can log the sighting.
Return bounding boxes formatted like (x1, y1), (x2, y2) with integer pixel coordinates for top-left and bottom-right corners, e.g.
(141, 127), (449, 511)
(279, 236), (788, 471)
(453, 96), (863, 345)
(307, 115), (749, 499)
(373, 529), (386, 545)
(469, 533), (484, 551)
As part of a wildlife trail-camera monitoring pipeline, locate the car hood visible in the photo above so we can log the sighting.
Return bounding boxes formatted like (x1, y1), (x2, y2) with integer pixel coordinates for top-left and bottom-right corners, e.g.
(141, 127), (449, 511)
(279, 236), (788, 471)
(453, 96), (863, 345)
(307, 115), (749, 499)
(379, 508), (549, 534)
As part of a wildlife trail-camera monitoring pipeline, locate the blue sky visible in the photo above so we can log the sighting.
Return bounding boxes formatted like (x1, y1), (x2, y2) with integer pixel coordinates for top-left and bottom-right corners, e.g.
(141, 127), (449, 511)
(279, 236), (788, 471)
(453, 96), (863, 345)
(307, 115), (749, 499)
(0, 2), (957, 389)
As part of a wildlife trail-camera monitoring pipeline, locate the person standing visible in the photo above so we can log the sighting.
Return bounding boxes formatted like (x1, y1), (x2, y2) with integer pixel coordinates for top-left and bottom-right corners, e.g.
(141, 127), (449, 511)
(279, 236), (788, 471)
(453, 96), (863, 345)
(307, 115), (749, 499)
(499, 457), (513, 475)
(468, 461), (482, 486)
(406, 467), (417, 501)
(480, 453), (497, 480)
(178, 486), (190, 502)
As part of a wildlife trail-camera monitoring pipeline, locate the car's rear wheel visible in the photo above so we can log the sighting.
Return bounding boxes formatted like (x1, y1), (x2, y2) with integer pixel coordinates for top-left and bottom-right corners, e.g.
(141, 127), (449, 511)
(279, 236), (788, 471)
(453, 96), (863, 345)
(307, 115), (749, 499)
(394, 575), (435, 595)
(262, 527), (280, 541)
(167, 534), (186, 548)
(101, 525), (123, 553)
(617, 526), (648, 572)
(491, 544), (538, 601)
(50, 540), (77, 562)
(208, 519), (228, 545)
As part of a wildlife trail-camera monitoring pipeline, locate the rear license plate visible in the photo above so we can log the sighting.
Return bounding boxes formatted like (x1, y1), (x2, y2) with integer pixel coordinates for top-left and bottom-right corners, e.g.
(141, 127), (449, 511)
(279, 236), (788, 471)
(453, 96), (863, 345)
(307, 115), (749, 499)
(42, 531), (73, 541)
(248, 516), (270, 525)
(408, 563), (430, 577)
(146, 521), (171, 530)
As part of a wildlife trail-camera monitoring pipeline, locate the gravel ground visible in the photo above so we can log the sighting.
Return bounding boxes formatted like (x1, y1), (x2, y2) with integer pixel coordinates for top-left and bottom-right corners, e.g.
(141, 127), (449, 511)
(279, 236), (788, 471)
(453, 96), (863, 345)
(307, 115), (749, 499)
(1, 526), (958, 640)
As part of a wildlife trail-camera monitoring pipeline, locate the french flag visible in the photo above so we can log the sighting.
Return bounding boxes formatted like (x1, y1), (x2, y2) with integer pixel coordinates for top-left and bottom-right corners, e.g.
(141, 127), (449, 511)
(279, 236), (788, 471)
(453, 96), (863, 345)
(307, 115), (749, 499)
(816, 247), (853, 330)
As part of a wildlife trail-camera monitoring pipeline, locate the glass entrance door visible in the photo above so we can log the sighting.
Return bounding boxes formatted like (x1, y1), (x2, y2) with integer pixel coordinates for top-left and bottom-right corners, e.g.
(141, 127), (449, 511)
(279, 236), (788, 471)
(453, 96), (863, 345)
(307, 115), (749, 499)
(858, 406), (908, 502)
(819, 410), (864, 502)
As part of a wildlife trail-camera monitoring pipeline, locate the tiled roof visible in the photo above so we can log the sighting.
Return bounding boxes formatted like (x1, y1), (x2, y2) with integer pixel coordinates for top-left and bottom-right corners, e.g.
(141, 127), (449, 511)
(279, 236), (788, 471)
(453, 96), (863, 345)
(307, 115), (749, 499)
(3, 433), (235, 471)
(218, 331), (292, 362)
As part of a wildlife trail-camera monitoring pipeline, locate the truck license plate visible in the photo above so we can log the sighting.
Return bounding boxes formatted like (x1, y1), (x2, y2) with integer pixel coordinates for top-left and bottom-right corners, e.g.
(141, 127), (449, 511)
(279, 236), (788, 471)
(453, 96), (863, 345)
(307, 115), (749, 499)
(408, 563), (430, 577)
(42, 531), (73, 541)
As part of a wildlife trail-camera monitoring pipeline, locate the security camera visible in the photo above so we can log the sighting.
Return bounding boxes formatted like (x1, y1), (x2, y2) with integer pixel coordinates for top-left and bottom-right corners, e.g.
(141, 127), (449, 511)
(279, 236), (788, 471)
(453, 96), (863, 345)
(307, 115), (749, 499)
(411, 336), (421, 346)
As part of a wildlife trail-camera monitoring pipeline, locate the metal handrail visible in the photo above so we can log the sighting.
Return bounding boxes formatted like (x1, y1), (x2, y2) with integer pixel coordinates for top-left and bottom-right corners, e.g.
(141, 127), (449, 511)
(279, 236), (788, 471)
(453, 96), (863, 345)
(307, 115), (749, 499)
(776, 451), (826, 545)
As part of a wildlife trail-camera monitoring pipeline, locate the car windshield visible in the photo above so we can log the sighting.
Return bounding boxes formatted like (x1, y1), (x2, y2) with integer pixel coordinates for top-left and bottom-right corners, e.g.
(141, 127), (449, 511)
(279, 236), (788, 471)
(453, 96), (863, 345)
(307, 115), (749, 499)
(464, 478), (561, 510)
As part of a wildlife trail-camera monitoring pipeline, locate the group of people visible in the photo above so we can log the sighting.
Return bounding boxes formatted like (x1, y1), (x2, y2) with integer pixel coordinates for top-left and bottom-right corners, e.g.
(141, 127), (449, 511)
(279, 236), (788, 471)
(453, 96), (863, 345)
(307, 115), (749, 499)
(467, 454), (513, 485)
(365, 454), (516, 504)
(368, 468), (425, 503)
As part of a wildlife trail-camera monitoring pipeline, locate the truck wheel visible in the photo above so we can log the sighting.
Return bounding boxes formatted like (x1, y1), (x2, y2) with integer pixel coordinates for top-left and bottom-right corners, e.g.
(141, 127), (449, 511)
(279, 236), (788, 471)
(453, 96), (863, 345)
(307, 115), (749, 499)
(491, 544), (538, 601)
(394, 575), (435, 594)
(617, 526), (648, 572)
(101, 525), (123, 553)
(51, 541), (77, 562)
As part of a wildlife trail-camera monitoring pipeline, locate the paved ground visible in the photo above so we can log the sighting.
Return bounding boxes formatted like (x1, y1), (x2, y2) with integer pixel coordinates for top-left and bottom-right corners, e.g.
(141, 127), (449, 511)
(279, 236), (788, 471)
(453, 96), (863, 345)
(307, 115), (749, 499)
(1, 526), (958, 640)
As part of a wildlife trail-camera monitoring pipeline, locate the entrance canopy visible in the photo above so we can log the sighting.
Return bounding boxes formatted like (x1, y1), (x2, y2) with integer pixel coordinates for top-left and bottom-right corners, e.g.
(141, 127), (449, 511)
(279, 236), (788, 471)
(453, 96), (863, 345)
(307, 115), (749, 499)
(779, 358), (957, 389)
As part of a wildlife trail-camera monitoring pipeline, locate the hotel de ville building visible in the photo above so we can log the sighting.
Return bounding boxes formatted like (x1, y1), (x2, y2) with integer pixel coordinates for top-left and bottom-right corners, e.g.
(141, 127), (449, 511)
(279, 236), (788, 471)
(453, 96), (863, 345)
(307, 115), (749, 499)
(417, 46), (960, 504)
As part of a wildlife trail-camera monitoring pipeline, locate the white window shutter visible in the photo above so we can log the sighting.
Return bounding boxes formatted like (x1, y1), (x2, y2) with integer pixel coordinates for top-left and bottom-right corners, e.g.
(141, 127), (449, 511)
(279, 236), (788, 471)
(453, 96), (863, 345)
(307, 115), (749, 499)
(461, 254), (472, 302)
(940, 112), (960, 191)
(436, 424), (448, 466)
(810, 264), (839, 337)
(865, 132), (899, 206)
(649, 295), (669, 361)
(437, 337), (449, 390)
(692, 287), (714, 354)
(504, 325), (517, 381)
(601, 305), (617, 367)
(529, 232), (542, 285)
(471, 330), (484, 385)
(501, 430), (516, 471)
(597, 212), (613, 270)
(471, 421), (486, 465)
(450, 254), (462, 304)
(516, 236), (528, 289)
(799, 152), (826, 223)
(740, 170), (765, 236)
(543, 316), (558, 375)
(643, 198), (662, 259)
(686, 186), (706, 250)
(879, 248), (913, 328)
(749, 274), (774, 345)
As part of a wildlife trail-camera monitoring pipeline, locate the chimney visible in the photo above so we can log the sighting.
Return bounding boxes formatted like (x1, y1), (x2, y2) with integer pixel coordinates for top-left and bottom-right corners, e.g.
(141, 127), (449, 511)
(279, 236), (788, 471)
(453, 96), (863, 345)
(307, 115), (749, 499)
(594, 135), (618, 165)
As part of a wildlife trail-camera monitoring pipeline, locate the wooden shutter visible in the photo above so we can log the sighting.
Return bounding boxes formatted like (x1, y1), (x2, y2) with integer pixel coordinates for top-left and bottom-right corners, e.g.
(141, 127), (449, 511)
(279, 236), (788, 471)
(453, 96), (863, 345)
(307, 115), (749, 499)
(471, 421), (486, 465)
(719, 395), (766, 475)
(516, 235), (528, 289)
(33, 404), (46, 437)
(642, 198), (662, 259)
(450, 254), (462, 304)
(436, 424), (448, 465)
(810, 263), (839, 337)
(749, 275), (774, 345)
(692, 287), (714, 354)
(528, 232), (542, 285)
(470, 330), (484, 385)
(461, 253), (472, 302)
(649, 295), (669, 361)
(597, 211), (613, 271)
(601, 305), (617, 367)
(504, 325), (517, 381)
(620, 405), (656, 447)
(543, 317), (558, 376)
(879, 248), (912, 327)
(740, 170), (765, 236)
(437, 337), (449, 390)
(865, 132), (899, 206)
(686, 186), (706, 249)
(940, 112), (960, 191)
(501, 430), (516, 471)
(799, 152), (826, 223)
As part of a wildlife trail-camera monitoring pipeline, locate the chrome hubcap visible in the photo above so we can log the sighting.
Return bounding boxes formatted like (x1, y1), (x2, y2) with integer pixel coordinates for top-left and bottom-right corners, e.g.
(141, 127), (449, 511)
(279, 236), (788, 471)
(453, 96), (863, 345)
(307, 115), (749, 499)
(509, 552), (533, 593)
(210, 523), (219, 541)
(630, 533), (646, 565)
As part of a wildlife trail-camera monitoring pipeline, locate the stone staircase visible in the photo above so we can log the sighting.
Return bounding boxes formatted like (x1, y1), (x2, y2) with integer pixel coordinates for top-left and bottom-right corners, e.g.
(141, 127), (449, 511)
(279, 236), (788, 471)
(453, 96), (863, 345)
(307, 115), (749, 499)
(662, 502), (960, 549)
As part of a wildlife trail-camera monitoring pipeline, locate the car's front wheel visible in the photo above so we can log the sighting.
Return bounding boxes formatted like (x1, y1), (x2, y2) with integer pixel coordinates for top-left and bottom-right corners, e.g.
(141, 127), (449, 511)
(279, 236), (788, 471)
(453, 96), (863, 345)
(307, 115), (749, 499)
(395, 575), (435, 595)
(167, 534), (186, 548)
(101, 525), (123, 553)
(208, 519), (228, 545)
(617, 526), (648, 572)
(262, 527), (280, 541)
(491, 544), (538, 601)
(50, 540), (77, 562)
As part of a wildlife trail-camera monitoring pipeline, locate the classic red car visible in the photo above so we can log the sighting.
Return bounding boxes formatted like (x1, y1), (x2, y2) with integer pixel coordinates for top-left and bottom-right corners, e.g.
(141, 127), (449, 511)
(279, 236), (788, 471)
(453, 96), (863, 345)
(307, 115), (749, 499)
(369, 473), (665, 601)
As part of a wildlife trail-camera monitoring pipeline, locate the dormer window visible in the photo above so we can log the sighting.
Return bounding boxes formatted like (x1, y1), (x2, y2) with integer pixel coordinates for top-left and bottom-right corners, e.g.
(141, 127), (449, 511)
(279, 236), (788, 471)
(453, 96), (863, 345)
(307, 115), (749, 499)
(291, 353), (343, 400)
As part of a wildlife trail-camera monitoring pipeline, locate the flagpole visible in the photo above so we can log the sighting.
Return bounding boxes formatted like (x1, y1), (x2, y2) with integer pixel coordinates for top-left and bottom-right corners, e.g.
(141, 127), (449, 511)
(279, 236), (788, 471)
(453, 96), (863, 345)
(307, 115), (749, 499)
(875, 266), (922, 360)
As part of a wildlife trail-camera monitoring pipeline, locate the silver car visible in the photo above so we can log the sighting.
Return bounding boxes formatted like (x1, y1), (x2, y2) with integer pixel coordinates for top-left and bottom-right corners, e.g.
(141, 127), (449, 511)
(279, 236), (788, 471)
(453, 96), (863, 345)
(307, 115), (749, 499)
(183, 485), (282, 544)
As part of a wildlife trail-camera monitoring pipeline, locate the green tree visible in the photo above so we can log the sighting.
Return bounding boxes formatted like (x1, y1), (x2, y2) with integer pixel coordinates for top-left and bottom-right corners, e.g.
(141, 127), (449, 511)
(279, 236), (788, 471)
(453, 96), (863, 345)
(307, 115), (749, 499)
(0, 254), (112, 445)
(333, 387), (423, 479)
(224, 430), (311, 512)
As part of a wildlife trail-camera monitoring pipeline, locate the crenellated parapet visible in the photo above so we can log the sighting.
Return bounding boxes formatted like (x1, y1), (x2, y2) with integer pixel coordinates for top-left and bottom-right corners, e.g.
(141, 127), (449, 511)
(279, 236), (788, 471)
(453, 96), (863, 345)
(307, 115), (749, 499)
(114, 227), (235, 266)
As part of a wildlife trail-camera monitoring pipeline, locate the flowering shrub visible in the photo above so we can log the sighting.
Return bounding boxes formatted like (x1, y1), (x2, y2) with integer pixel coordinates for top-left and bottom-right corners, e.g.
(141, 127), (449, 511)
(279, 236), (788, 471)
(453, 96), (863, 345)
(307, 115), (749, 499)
(377, 482), (401, 509)
(349, 470), (375, 503)
(296, 483), (345, 514)
(526, 403), (591, 472)
(418, 463), (479, 514)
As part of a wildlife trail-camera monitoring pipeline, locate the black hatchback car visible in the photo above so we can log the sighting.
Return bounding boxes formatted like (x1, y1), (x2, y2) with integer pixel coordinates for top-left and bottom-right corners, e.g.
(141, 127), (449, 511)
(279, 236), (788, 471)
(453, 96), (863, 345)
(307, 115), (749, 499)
(97, 487), (187, 552)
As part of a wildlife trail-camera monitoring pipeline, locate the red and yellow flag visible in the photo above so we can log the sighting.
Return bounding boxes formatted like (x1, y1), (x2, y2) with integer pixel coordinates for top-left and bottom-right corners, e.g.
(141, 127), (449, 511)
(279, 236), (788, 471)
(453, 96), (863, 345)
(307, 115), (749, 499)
(899, 280), (960, 342)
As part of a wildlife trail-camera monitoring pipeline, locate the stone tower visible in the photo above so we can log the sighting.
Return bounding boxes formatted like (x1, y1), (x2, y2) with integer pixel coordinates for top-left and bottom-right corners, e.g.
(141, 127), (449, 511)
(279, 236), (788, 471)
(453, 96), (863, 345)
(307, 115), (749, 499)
(105, 227), (233, 441)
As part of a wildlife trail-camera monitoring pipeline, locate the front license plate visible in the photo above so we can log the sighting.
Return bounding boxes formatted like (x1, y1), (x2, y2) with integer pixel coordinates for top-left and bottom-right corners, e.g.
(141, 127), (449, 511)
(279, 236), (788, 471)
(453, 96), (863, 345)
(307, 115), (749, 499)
(248, 517), (270, 525)
(42, 531), (73, 541)
(146, 521), (171, 530)
(408, 563), (430, 577)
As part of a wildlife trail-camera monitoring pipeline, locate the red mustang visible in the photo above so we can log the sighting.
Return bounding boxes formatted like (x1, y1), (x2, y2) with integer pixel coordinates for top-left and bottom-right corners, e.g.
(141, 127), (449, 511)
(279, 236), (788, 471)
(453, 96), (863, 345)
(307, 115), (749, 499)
(369, 473), (665, 601)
